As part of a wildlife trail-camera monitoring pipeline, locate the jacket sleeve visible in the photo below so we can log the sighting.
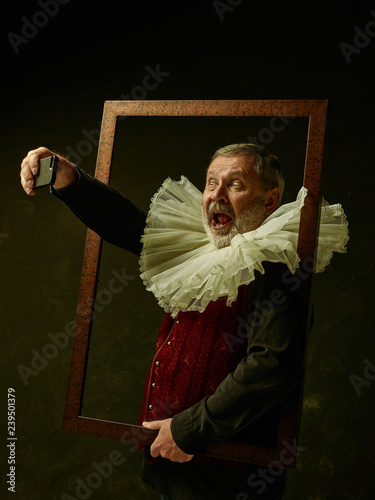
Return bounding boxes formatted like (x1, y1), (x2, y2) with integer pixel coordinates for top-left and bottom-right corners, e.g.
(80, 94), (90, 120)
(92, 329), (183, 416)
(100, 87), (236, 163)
(170, 262), (305, 455)
(51, 167), (147, 256)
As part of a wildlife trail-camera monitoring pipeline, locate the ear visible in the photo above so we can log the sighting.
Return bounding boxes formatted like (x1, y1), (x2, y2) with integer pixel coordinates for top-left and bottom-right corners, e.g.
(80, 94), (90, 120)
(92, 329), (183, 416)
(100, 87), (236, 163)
(264, 187), (281, 217)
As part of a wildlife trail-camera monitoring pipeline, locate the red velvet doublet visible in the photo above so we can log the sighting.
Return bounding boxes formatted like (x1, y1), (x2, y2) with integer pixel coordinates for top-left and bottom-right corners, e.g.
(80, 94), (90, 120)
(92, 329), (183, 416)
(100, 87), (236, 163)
(138, 286), (249, 425)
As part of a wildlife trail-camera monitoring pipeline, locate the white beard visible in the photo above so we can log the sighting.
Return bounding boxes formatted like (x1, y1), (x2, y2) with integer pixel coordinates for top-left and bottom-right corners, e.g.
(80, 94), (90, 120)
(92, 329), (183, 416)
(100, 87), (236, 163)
(202, 198), (266, 249)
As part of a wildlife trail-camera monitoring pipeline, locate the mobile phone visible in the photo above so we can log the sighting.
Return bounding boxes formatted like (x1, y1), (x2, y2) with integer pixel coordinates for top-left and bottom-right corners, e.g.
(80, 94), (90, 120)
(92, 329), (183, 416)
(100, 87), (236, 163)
(34, 155), (58, 189)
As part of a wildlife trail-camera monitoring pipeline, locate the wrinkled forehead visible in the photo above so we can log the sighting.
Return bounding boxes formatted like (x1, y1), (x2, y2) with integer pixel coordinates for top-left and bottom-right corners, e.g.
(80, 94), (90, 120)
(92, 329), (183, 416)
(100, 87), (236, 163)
(206, 154), (257, 178)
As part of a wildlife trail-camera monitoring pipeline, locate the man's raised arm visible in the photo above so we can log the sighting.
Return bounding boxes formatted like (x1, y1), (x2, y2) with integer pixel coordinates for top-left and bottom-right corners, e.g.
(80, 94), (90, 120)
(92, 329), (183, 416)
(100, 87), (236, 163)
(20, 147), (147, 255)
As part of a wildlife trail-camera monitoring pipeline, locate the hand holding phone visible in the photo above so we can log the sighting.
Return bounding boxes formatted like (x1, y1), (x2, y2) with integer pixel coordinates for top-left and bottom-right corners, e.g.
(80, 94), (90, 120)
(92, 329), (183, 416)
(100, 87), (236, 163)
(21, 147), (78, 195)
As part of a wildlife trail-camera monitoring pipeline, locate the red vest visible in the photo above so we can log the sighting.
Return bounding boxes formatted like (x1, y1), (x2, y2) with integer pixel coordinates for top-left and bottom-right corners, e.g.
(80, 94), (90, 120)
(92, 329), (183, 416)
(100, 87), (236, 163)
(138, 285), (249, 425)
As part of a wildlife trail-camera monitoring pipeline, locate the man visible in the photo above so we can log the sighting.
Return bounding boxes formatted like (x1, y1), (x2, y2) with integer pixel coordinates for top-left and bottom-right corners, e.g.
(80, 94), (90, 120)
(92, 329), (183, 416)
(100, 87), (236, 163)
(20, 143), (344, 499)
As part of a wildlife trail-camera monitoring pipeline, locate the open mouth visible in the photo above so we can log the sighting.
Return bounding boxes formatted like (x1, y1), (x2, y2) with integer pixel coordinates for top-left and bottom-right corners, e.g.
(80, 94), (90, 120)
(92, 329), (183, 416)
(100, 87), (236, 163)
(212, 211), (233, 229)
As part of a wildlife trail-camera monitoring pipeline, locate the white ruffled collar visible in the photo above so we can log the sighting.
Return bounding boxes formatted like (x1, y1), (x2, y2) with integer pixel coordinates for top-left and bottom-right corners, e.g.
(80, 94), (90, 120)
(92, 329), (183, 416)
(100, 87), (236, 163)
(139, 176), (348, 317)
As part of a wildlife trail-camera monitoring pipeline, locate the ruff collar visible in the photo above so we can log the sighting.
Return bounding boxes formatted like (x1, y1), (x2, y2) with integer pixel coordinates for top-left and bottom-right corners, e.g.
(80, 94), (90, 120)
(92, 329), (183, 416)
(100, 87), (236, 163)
(139, 176), (348, 317)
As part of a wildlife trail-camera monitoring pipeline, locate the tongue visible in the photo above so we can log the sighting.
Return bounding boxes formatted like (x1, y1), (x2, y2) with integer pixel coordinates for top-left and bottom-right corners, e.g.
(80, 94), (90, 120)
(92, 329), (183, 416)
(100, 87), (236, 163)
(217, 213), (232, 225)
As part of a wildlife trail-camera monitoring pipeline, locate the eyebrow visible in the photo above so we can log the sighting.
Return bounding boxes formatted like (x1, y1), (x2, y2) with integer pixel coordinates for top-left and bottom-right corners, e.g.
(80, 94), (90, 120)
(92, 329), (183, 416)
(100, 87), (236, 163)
(206, 169), (246, 179)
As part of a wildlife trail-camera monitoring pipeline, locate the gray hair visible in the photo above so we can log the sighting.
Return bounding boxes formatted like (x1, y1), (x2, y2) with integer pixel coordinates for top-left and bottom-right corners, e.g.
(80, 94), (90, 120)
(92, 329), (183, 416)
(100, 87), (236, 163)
(211, 143), (285, 202)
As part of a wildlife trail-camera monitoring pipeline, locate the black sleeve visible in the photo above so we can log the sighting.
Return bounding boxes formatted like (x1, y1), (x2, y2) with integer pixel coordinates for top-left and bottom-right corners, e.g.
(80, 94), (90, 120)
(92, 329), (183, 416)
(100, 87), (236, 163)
(51, 167), (147, 256)
(170, 262), (305, 454)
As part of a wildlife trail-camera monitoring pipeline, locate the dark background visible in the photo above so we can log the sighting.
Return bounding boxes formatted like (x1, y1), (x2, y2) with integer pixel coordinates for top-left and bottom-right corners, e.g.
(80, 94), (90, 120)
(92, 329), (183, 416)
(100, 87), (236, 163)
(2, 0), (375, 499)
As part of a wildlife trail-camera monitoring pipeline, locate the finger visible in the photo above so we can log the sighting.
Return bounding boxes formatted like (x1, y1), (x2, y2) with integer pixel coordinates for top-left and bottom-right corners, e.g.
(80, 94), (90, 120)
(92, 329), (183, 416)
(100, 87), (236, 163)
(149, 433), (162, 458)
(143, 421), (163, 457)
(20, 157), (36, 195)
(150, 442), (160, 458)
(142, 420), (162, 430)
(27, 146), (51, 175)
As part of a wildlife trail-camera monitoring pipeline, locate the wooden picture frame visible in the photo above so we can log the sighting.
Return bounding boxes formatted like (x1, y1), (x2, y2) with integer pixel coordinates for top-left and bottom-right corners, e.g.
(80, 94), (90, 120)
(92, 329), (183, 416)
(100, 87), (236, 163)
(62, 99), (328, 468)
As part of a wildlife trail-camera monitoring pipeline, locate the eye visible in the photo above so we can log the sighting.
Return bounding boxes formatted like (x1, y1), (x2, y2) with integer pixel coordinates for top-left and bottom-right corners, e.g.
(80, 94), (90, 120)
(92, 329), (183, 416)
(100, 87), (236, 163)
(231, 181), (242, 188)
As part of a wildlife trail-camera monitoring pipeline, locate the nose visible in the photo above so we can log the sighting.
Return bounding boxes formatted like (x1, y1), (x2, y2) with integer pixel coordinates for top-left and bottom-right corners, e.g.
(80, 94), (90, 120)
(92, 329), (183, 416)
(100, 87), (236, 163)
(211, 184), (228, 204)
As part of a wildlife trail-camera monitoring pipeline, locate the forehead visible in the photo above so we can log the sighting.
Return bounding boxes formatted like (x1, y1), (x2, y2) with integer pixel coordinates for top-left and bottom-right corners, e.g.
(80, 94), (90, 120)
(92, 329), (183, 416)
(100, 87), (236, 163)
(206, 154), (256, 178)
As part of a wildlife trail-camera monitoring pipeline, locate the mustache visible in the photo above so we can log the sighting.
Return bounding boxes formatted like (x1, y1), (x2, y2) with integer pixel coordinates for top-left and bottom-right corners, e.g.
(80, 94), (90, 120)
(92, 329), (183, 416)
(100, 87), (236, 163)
(206, 202), (236, 220)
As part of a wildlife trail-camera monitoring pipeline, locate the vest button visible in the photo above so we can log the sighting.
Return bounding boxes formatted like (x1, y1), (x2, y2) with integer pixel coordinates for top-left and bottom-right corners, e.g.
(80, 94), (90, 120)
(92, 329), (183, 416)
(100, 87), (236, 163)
(155, 361), (160, 366)
(151, 382), (156, 388)
(176, 320), (180, 325)
(148, 404), (153, 410)
(167, 341), (172, 346)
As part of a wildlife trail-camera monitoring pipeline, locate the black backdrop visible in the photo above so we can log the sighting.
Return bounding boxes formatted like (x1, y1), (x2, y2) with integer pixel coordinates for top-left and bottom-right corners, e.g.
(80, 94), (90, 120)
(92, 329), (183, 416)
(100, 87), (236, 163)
(2, 1), (375, 499)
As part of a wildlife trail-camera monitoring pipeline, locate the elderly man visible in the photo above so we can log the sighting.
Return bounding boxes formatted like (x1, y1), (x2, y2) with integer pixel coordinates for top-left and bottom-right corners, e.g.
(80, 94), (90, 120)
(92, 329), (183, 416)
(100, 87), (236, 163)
(20, 143), (347, 500)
